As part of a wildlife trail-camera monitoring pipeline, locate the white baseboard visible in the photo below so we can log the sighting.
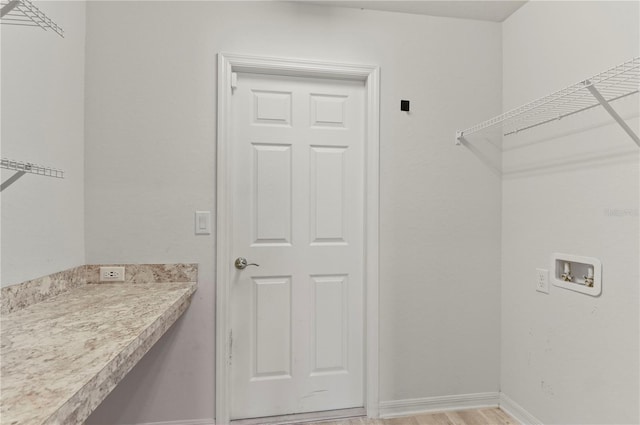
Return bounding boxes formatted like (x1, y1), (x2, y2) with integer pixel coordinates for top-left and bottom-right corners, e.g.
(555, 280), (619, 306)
(499, 393), (543, 425)
(379, 392), (500, 418)
(125, 419), (215, 425)
(120, 393), (540, 425)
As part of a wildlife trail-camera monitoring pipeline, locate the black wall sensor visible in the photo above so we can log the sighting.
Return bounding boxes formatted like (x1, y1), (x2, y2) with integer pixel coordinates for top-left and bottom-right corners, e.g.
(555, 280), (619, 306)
(401, 100), (410, 111)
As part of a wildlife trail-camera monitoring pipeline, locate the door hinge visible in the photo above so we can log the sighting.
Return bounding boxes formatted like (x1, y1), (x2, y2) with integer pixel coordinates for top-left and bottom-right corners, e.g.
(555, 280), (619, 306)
(231, 72), (238, 90)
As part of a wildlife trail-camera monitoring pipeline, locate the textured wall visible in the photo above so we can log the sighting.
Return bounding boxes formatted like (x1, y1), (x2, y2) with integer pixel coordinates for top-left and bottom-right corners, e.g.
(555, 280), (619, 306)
(84, 2), (502, 423)
(1, 1), (86, 287)
(501, 2), (640, 423)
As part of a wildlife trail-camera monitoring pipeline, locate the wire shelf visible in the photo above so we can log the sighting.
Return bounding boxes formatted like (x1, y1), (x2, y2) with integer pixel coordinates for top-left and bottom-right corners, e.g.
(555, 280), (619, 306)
(456, 57), (640, 146)
(1, 158), (64, 178)
(0, 0), (64, 37)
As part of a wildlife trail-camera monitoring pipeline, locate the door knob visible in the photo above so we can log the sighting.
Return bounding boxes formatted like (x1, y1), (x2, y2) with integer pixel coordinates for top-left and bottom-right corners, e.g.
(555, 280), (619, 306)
(235, 257), (260, 270)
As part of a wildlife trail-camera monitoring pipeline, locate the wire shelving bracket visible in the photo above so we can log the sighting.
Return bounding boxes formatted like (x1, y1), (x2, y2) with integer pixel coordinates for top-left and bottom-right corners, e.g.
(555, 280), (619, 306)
(1, 158), (64, 192)
(456, 57), (640, 148)
(0, 0), (64, 37)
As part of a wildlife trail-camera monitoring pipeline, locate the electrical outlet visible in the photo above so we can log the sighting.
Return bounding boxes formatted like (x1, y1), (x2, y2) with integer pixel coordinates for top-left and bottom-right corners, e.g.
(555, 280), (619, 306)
(100, 266), (125, 282)
(536, 268), (549, 294)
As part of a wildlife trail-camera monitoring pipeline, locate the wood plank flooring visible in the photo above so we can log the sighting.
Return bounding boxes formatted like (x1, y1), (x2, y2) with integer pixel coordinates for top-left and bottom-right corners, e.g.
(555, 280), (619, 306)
(304, 408), (517, 425)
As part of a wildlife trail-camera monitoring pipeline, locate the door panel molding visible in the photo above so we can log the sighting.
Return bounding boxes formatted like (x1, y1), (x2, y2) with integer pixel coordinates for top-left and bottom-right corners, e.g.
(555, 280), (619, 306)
(216, 53), (380, 425)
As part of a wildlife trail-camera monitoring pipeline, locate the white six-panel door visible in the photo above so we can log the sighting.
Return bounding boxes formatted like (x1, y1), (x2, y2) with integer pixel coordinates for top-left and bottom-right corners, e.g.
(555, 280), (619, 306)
(229, 72), (365, 420)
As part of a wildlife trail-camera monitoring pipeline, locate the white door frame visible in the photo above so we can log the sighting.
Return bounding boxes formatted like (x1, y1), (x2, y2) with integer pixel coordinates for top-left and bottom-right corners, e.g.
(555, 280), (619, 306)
(215, 53), (380, 425)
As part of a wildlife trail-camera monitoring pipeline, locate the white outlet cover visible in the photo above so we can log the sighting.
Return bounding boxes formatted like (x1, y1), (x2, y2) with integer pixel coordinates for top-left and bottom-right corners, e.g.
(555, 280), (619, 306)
(536, 268), (549, 294)
(100, 266), (125, 282)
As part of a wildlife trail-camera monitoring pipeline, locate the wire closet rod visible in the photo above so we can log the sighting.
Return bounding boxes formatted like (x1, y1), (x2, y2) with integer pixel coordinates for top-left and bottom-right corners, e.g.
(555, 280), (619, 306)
(0, 0), (63, 37)
(1, 158), (64, 179)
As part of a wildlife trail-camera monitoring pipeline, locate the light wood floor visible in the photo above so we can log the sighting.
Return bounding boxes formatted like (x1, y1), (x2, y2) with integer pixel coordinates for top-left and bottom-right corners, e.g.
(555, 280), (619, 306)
(304, 408), (517, 425)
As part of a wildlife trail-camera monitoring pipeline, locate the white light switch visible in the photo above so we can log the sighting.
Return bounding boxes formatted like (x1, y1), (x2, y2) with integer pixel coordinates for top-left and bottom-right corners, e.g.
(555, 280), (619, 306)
(195, 211), (211, 235)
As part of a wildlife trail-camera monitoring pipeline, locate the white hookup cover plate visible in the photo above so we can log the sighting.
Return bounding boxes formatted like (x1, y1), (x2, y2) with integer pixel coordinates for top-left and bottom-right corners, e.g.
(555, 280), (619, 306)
(551, 253), (602, 296)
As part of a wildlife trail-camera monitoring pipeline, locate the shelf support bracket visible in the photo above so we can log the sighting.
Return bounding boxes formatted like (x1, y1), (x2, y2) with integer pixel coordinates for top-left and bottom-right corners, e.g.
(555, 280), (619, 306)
(1, 0), (20, 18)
(1, 171), (26, 192)
(585, 81), (640, 148)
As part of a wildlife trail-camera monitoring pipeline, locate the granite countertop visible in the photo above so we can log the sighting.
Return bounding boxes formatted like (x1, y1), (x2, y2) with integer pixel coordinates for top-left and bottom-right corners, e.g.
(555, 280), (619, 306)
(1, 281), (197, 425)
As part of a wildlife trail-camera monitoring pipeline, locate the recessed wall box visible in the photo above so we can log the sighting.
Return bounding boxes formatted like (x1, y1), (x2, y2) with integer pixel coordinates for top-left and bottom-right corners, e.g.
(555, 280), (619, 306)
(551, 253), (602, 296)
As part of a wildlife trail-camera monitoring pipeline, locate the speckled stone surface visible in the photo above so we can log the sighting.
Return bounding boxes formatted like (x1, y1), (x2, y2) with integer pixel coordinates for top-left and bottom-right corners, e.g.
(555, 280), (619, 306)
(1, 266), (87, 315)
(0, 281), (197, 425)
(1, 264), (197, 316)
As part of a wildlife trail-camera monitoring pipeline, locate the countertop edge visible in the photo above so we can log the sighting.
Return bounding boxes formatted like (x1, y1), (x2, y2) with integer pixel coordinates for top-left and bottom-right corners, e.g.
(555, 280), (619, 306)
(43, 282), (197, 425)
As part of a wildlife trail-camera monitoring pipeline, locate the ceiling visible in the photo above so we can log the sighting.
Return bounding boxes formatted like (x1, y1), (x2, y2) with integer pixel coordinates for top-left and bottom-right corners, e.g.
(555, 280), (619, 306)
(303, 1), (528, 23)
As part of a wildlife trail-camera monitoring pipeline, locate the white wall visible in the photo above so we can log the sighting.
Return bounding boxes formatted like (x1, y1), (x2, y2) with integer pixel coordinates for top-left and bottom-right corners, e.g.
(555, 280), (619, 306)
(501, 2), (640, 424)
(1, 1), (86, 287)
(83, 2), (502, 423)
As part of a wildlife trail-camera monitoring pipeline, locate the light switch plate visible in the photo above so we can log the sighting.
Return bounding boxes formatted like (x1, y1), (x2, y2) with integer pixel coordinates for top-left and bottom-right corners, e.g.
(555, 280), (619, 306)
(195, 211), (211, 235)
